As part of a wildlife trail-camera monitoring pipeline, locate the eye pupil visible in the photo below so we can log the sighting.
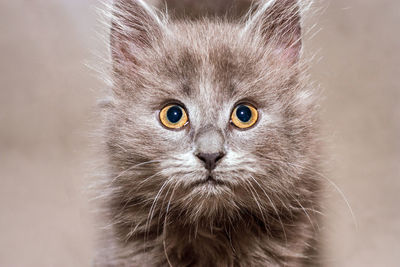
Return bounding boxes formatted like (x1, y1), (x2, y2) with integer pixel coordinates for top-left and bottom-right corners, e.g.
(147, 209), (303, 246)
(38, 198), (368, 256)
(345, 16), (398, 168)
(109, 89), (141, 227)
(236, 105), (252, 123)
(167, 106), (183, 123)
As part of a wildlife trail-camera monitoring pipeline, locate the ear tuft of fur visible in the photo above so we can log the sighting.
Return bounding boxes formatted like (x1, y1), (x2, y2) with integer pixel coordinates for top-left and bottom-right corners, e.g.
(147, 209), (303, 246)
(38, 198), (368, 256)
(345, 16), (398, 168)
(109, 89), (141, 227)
(110, 0), (167, 69)
(243, 0), (304, 63)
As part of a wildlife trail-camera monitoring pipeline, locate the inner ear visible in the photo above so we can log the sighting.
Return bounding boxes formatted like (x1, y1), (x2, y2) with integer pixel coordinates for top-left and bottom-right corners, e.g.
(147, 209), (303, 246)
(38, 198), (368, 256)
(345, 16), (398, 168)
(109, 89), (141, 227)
(110, 0), (165, 69)
(244, 0), (302, 63)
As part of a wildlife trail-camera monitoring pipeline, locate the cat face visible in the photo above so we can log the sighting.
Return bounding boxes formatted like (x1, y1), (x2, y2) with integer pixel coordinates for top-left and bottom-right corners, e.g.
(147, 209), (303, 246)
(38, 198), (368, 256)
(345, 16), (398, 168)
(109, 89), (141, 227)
(106, 0), (317, 223)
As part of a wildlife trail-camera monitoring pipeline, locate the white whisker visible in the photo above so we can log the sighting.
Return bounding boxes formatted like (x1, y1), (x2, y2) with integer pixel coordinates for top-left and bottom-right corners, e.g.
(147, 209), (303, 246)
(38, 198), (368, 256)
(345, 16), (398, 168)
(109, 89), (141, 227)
(248, 175), (288, 245)
(262, 156), (358, 230)
(110, 160), (162, 184)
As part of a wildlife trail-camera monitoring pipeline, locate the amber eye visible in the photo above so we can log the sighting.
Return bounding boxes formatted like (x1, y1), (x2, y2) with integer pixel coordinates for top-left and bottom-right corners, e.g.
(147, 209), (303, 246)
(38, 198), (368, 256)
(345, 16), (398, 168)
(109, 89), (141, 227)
(159, 104), (188, 129)
(231, 104), (258, 129)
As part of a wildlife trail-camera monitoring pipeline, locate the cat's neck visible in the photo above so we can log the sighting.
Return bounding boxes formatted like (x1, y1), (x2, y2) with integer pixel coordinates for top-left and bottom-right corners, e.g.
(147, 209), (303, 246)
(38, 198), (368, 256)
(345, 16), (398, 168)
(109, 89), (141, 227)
(123, 211), (312, 267)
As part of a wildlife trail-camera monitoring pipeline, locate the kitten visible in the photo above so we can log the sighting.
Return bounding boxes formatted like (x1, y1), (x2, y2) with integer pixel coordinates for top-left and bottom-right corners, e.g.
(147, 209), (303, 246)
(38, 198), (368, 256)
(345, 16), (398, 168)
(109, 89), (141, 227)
(95, 0), (321, 266)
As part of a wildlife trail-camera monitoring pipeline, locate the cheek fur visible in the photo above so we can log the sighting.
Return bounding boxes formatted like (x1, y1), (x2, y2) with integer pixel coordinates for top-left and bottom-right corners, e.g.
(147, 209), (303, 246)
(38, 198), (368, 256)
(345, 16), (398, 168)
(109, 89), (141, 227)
(159, 150), (201, 174)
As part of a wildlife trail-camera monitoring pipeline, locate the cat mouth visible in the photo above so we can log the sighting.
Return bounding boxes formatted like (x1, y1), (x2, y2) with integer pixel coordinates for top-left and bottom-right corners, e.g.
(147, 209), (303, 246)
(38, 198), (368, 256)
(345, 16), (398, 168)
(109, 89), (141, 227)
(192, 175), (225, 187)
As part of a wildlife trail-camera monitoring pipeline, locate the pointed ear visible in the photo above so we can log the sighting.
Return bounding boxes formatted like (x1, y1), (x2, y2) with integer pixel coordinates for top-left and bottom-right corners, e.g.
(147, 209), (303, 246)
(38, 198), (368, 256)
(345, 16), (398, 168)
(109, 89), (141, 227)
(244, 0), (303, 63)
(110, 0), (165, 70)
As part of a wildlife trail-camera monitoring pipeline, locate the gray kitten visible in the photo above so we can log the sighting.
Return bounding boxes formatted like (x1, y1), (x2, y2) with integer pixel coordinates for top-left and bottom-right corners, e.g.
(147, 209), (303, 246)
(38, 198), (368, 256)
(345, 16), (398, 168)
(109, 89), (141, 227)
(95, 0), (321, 266)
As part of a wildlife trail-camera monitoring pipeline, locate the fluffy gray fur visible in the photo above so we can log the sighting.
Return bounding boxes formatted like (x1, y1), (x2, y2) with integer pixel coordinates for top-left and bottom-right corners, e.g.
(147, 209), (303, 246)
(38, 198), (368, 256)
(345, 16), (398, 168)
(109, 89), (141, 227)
(95, 0), (321, 266)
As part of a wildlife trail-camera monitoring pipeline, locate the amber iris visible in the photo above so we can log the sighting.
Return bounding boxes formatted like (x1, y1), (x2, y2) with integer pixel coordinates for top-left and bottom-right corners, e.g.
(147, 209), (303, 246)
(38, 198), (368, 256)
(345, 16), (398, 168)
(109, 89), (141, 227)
(231, 104), (258, 129)
(159, 104), (188, 129)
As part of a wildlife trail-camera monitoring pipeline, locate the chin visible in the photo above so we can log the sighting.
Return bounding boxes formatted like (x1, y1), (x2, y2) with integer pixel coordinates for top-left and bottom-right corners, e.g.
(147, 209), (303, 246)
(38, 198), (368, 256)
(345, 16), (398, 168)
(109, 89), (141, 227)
(173, 177), (241, 223)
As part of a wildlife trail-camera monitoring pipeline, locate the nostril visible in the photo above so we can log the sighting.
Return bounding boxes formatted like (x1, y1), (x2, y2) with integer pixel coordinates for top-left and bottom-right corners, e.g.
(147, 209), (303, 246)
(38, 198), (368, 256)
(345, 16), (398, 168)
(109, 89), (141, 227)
(215, 152), (225, 162)
(196, 152), (225, 171)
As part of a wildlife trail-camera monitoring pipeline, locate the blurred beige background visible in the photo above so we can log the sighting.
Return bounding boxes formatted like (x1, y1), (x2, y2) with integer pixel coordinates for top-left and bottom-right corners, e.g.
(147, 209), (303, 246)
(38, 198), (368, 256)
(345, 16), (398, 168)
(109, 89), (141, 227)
(0, 0), (399, 266)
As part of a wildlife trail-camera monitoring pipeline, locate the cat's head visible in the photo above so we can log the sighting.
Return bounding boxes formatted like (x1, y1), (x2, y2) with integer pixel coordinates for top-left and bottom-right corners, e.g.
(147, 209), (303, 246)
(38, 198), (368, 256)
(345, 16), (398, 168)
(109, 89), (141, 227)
(105, 0), (318, 225)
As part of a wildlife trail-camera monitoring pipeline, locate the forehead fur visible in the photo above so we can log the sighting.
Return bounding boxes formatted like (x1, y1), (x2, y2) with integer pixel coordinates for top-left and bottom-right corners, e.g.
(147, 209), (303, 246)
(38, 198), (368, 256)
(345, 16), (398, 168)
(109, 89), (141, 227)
(116, 19), (301, 107)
